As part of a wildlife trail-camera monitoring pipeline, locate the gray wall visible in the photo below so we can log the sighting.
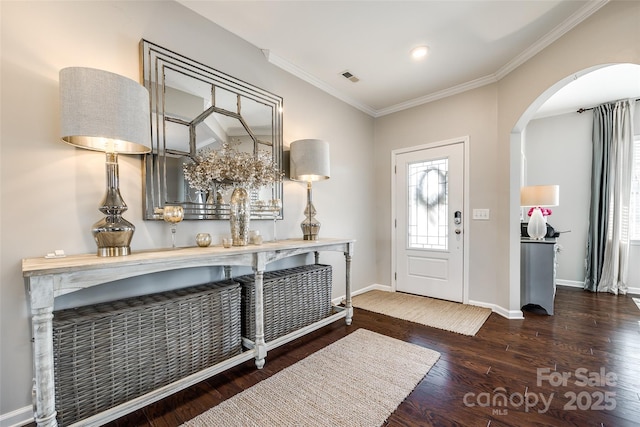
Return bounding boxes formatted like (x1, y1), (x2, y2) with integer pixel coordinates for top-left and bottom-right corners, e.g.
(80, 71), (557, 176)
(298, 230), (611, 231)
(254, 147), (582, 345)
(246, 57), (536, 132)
(1, 0), (375, 416)
(374, 85), (500, 305)
(525, 112), (592, 285)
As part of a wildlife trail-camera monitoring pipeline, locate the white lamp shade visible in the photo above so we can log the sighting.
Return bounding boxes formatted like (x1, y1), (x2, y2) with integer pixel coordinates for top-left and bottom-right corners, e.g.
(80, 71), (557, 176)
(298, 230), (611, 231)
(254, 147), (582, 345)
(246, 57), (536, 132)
(289, 139), (330, 182)
(520, 185), (559, 207)
(60, 67), (151, 154)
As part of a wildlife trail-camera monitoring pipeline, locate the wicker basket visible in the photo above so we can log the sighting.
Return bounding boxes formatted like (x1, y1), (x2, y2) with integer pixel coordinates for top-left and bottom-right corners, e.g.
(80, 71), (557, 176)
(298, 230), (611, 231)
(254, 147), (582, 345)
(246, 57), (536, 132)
(52, 280), (241, 426)
(236, 264), (332, 342)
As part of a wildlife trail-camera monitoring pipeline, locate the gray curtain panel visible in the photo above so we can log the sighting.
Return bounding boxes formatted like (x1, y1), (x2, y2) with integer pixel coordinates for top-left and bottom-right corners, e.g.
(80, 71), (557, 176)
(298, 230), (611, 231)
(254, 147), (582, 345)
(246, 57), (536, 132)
(584, 103), (613, 292)
(584, 100), (635, 293)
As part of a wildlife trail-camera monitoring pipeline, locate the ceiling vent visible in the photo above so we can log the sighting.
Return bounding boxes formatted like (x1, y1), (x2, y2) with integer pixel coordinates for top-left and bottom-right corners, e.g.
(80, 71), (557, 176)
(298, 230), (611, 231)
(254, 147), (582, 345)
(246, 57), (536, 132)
(340, 70), (360, 83)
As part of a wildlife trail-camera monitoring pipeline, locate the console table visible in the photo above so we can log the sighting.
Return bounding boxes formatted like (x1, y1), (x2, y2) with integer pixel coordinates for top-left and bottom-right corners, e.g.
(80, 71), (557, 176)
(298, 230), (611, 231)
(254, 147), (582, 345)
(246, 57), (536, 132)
(22, 238), (354, 427)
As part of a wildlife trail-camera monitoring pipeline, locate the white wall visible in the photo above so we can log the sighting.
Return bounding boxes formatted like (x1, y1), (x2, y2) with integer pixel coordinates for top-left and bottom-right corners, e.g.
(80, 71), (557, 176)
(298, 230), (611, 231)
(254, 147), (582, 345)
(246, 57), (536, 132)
(0, 0), (376, 419)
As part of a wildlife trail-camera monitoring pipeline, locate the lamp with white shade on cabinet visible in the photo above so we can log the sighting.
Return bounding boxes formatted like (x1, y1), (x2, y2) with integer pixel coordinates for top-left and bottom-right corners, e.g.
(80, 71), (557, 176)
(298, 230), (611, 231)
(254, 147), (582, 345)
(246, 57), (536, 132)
(59, 67), (151, 256)
(289, 139), (330, 240)
(520, 185), (559, 240)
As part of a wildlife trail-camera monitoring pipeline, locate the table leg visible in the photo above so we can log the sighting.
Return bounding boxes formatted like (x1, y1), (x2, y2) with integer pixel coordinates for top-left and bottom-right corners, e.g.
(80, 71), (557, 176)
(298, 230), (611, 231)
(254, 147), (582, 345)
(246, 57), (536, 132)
(31, 305), (58, 427)
(223, 265), (232, 279)
(253, 269), (267, 369)
(344, 247), (353, 325)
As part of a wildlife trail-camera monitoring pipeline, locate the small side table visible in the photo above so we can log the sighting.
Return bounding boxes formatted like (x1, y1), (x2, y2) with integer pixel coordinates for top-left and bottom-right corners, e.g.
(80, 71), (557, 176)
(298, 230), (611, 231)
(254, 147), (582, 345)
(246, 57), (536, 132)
(520, 238), (558, 315)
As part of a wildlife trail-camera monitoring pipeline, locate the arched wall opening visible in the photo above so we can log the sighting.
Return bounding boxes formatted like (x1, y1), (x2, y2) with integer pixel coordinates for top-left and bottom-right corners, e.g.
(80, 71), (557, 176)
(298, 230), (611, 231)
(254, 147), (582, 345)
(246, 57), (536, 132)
(508, 63), (639, 312)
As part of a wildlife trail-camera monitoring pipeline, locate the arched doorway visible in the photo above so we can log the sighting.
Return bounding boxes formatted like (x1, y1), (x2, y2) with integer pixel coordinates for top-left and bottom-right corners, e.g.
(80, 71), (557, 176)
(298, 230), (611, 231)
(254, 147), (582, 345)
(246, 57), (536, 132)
(509, 63), (640, 312)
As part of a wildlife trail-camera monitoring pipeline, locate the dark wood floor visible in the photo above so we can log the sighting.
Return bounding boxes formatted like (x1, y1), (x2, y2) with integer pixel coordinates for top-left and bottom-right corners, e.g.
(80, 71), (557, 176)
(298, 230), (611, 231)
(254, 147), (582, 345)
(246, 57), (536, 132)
(91, 287), (640, 426)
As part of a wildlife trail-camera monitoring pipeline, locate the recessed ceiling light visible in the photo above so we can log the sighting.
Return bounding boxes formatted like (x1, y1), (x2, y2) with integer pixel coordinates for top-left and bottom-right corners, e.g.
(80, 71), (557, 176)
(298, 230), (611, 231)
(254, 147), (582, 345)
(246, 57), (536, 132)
(411, 45), (429, 60)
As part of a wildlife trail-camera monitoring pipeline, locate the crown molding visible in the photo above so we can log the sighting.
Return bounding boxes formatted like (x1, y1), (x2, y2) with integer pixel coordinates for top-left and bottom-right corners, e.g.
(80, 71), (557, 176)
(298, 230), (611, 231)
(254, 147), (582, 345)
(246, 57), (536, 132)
(262, 49), (377, 117)
(495, 0), (610, 80)
(374, 74), (499, 117)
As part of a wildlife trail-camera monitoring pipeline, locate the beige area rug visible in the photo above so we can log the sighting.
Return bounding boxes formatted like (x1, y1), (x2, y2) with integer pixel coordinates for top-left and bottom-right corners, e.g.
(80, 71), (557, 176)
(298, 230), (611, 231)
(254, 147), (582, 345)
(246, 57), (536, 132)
(182, 329), (440, 427)
(352, 290), (492, 336)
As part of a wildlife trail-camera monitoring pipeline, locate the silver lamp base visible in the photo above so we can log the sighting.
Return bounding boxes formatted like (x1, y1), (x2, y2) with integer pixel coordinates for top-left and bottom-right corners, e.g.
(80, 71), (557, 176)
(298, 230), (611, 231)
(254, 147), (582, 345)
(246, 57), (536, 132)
(92, 152), (136, 257)
(92, 216), (134, 257)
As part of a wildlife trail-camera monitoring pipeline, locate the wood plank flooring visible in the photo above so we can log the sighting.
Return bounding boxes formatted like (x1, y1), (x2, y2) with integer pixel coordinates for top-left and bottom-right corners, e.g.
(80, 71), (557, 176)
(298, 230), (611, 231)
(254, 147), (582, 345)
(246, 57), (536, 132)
(62, 287), (640, 426)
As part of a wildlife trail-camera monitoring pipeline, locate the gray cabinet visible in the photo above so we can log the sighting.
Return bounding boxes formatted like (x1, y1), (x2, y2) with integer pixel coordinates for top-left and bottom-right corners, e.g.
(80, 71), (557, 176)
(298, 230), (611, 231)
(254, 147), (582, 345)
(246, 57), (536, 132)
(521, 239), (558, 315)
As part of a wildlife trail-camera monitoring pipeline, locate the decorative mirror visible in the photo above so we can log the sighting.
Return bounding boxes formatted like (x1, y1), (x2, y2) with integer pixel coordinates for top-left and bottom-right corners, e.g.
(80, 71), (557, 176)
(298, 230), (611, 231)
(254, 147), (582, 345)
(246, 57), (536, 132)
(141, 40), (284, 220)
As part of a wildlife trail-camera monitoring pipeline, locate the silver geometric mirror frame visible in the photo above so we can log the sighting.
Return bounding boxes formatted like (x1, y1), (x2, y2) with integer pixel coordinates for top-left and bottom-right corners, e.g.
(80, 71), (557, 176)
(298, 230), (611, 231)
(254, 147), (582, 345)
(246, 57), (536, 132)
(141, 40), (284, 220)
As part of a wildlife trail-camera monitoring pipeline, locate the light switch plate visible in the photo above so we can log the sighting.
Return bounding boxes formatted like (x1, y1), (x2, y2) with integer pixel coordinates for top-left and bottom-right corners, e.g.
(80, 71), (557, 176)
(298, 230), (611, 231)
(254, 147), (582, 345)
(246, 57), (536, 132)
(473, 208), (490, 220)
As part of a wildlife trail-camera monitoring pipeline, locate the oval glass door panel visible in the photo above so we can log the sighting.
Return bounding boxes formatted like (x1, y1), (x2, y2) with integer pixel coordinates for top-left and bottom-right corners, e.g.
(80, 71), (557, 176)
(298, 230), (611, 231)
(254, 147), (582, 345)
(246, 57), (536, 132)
(408, 158), (448, 251)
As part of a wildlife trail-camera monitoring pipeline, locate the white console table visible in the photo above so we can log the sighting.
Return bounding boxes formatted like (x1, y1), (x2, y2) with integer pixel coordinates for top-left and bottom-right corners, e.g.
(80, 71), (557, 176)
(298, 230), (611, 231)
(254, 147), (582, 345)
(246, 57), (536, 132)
(22, 238), (354, 427)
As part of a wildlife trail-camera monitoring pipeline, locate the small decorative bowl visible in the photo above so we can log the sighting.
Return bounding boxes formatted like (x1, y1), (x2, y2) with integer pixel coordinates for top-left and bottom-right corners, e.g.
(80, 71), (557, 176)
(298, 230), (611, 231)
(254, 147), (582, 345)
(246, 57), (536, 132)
(195, 233), (212, 247)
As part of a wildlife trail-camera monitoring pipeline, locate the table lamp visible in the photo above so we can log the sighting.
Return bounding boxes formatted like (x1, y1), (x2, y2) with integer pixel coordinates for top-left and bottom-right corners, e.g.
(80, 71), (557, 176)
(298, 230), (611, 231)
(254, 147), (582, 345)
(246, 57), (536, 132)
(290, 139), (330, 240)
(60, 67), (151, 256)
(520, 185), (559, 240)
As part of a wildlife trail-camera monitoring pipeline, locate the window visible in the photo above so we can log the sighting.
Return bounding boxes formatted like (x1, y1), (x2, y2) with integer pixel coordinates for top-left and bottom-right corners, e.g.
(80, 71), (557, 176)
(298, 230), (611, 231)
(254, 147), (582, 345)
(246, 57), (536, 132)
(631, 137), (640, 241)
(407, 158), (448, 250)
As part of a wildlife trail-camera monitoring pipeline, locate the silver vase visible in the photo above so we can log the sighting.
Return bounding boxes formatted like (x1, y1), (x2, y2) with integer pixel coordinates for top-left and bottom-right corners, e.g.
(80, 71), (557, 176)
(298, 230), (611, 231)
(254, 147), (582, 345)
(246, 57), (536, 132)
(230, 187), (251, 246)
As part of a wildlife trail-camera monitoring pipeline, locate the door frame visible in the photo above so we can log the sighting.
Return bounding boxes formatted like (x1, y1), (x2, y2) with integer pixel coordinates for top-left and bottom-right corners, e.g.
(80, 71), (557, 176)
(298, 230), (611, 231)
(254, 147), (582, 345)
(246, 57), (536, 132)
(391, 136), (470, 304)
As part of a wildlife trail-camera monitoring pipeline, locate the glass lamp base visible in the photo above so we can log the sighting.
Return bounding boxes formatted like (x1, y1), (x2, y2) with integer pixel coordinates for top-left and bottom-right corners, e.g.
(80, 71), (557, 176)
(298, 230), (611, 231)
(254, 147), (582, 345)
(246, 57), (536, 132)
(527, 207), (547, 240)
(301, 220), (321, 240)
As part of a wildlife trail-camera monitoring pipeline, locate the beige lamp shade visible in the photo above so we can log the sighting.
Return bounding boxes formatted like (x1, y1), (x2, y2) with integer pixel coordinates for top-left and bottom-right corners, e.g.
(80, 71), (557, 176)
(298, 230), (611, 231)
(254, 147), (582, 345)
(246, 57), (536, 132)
(59, 67), (151, 154)
(520, 185), (559, 207)
(290, 139), (330, 182)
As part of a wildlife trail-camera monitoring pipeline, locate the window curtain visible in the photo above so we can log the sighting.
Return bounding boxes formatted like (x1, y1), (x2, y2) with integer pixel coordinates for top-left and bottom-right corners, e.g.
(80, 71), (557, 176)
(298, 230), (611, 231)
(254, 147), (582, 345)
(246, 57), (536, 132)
(584, 99), (635, 294)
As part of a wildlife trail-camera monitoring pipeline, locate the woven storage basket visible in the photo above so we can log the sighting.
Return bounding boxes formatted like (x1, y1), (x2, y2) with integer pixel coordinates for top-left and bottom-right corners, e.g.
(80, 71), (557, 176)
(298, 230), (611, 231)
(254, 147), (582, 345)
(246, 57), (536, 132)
(236, 264), (332, 342)
(52, 280), (241, 426)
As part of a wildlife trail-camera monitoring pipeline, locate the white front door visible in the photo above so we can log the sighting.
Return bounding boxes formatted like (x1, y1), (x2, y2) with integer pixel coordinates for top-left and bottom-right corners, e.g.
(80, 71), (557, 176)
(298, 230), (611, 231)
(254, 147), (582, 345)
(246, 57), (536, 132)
(394, 142), (465, 302)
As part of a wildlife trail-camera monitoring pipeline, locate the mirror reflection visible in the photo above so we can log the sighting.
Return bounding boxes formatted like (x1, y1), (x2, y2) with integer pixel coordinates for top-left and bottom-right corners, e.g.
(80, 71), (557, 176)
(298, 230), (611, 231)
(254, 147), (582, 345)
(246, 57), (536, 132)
(141, 40), (283, 220)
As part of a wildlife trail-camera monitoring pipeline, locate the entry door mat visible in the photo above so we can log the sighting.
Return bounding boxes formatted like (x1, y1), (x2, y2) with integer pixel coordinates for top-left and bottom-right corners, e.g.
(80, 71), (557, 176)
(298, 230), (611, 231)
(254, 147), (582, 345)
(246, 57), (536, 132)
(181, 329), (440, 427)
(352, 290), (492, 336)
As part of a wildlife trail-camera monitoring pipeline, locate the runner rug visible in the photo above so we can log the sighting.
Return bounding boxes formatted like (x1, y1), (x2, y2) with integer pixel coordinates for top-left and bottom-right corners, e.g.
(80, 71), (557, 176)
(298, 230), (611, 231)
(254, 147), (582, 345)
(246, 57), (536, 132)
(352, 290), (492, 336)
(181, 329), (440, 427)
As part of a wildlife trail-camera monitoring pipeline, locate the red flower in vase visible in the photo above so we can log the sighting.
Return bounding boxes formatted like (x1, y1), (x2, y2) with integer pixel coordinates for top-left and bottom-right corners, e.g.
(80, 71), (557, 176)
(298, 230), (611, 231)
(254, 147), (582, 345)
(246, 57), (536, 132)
(528, 207), (552, 217)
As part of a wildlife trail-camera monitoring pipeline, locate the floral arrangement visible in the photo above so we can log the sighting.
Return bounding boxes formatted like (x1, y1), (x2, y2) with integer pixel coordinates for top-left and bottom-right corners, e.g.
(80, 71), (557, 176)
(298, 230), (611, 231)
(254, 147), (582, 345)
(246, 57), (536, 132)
(528, 207), (552, 217)
(183, 142), (282, 191)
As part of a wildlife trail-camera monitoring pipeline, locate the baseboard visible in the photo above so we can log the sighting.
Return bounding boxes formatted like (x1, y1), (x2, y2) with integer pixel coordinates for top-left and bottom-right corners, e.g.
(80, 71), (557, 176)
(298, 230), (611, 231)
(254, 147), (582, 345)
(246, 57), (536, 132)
(333, 285), (523, 320)
(556, 279), (583, 288)
(468, 299), (524, 320)
(0, 406), (32, 427)
(331, 283), (392, 305)
(556, 279), (640, 296)
(626, 287), (640, 296)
